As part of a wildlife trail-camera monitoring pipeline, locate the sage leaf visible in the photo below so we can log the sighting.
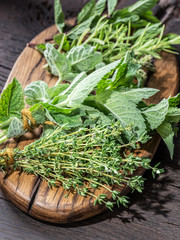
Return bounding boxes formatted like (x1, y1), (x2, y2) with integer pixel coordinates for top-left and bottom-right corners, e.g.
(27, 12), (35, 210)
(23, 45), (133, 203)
(7, 117), (24, 138)
(0, 78), (25, 123)
(108, 0), (118, 16)
(44, 43), (71, 82)
(24, 81), (50, 106)
(77, 0), (95, 24)
(157, 122), (174, 159)
(65, 59), (121, 107)
(66, 44), (102, 73)
(54, 0), (65, 33)
(143, 98), (169, 130)
(165, 107), (180, 123)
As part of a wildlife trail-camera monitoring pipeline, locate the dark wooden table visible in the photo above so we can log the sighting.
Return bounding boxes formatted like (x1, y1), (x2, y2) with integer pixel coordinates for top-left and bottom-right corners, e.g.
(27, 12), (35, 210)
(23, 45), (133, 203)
(0, 1), (180, 239)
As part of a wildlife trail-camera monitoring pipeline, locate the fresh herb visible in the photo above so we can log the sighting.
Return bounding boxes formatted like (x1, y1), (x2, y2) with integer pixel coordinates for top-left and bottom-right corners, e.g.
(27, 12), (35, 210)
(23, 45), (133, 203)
(1, 0), (180, 210)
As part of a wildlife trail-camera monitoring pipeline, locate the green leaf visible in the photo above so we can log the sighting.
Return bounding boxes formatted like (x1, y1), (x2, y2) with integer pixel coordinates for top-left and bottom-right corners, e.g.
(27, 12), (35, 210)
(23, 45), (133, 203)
(61, 72), (87, 96)
(94, 0), (106, 15)
(68, 16), (95, 39)
(157, 122), (174, 159)
(42, 103), (75, 115)
(121, 88), (159, 103)
(53, 33), (70, 52)
(24, 81), (50, 106)
(77, 0), (95, 24)
(66, 44), (102, 73)
(30, 104), (46, 125)
(141, 10), (160, 23)
(168, 93), (180, 107)
(44, 43), (71, 81)
(163, 33), (180, 45)
(7, 117), (24, 138)
(65, 59), (121, 107)
(165, 107), (180, 123)
(96, 90), (146, 136)
(0, 78), (25, 123)
(54, 0), (65, 33)
(35, 43), (46, 54)
(143, 98), (169, 130)
(47, 84), (69, 99)
(127, 0), (158, 16)
(108, 0), (118, 16)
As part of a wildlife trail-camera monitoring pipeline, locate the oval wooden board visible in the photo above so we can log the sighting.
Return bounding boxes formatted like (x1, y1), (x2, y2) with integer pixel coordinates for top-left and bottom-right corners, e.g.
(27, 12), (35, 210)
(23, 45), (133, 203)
(0, 23), (179, 223)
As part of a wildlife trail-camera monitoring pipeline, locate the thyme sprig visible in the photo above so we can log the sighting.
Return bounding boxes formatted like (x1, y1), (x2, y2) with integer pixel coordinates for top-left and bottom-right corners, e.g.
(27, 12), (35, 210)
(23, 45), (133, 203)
(0, 122), (163, 210)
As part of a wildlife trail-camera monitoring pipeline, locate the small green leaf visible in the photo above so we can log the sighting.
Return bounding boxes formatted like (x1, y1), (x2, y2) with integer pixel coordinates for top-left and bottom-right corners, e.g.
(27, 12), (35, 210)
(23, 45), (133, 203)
(7, 117), (24, 138)
(0, 78), (25, 123)
(108, 0), (118, 16)
(77, 0), (95, 24)
(30, 104), (46, 125)
(157, 122), (174, 159)
(143, 98), (169, 130)
(65, 59), (121, 107)
(94, 0), (106, 15)
(127, 0), (158, 16)
(54, 0), (65, 33)
(35, 43), (46, 54)
(66, 44), (102, 73)
(24, 81), (50, 106)
(44, 43), (71, 81)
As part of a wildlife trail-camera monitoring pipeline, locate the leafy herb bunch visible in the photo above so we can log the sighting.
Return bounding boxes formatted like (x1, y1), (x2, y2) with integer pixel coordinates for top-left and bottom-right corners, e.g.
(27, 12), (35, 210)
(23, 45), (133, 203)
(1, 0), (180, 210)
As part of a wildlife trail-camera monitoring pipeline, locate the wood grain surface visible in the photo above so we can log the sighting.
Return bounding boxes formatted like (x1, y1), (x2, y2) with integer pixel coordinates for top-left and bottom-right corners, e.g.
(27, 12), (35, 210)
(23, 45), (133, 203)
(0, 0), (180, 239)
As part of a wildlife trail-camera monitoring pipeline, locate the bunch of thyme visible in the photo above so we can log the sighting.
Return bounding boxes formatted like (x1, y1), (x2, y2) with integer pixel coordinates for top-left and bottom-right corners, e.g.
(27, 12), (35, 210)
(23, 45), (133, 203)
(0, 122), (163, 210)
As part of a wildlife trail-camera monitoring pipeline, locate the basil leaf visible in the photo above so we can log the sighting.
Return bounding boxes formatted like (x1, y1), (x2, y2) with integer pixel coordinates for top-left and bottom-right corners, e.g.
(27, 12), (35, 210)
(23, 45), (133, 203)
(0, 78), (25, 123)
(143, 98), (169, 130)
(66, 44), (102, 73)
(108, 0), (118, 16)
(77, 0), (95, 24)
(44, 43), (71, 82)
(157, 122), (174, 159)
(65, 59), (121, 107)
(54, 0), (65, 33)
(24, 81), (50, 105)
(7, 117), (24, 138)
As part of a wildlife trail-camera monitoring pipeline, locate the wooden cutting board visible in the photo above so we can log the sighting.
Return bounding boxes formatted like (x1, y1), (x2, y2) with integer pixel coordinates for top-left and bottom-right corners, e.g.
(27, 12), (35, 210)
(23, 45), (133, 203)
(0, 23), (179, 223)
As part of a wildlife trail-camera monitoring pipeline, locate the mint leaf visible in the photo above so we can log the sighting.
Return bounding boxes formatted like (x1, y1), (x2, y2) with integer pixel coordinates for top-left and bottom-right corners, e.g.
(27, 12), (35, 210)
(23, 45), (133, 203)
(96, 90), (146, 136)
(165, 107), (180, 123)
(65, 59), (121, 107)
(108, 0), (118, 16)
(44, 43), (71, 82)
(0, 78), (25, 123)
(66, 44), (102, 73)
(121, 88), (159, 103)
(47, 84), (69, 99)
(30, 104), (46, 125)
(24, 81), (50, 106)
(143, 98), (169, 130)
(61, 72), (87, 96)
(77, 0), (95, 24)
(94, 0), (106, 15)
(127, 0), (158, 16)
(68, 16), (95, 39)
(168, 93), (180, 107)
(7, 117), (24, 138)
(54, 0), (65, 33)
(157, 122), (174, 159)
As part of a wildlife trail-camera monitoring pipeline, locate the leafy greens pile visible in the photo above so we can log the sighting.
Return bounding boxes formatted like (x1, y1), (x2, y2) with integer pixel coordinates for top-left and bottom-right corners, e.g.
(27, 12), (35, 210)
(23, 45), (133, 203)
(1, 0), (180, 210)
